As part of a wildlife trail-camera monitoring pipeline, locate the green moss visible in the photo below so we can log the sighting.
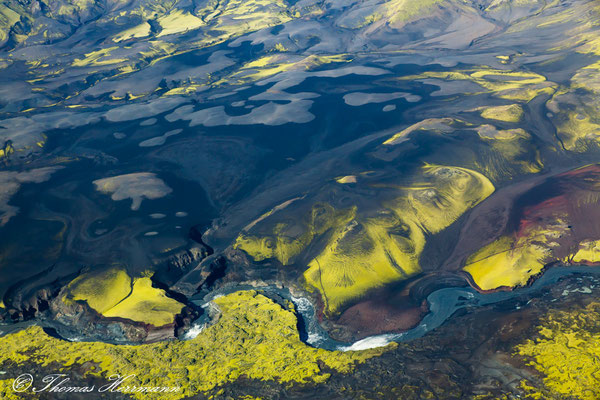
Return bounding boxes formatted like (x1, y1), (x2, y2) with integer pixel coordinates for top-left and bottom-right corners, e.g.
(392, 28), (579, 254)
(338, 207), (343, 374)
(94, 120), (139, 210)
(0, 6), (21, 44)
(341, 0), (443, 29)
(304, 165), (494, 314)
(336, 175), (357, 184)
(234, 203), (355, 265)
(234, 229), (313, 265)
(475, 126), (543, 179)
(515, 302), (600, 400)
(402, 68), (554, 101)
(383, 118), (456, 146)
(304, 215), (418, 314)
(218, 53), (350, 85)
(65, 267), (132, 314)
(72, 47), (127, 67)
(463, 236), (549, 290)
(479, 104), (524, 122)
(0, 142), (14, 159)
(64, 268), (184, 327)
(238, 165), (493, 316)
(236, 165), (494, 316)
(0, 291), (393, 399)
(0, 379), (23, 400)
(113, 22), (151, 42)
(555, 110), (600, 151)
(486, 0), (552, 12)
(102, 277), (184, 326)
(571, 239), (600, 263)
(157, 10), (205, 37)
(399, 165), (495, 235)
(273, 43), (288, 52)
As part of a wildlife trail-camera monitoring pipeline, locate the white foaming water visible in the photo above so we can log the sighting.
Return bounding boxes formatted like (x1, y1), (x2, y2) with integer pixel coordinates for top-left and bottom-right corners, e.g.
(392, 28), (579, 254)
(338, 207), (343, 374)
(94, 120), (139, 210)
(306, 332), (326, 346)
(183, 323), (204, 340)
(290, 295), (312, 313)
(339, 334), (395, 352)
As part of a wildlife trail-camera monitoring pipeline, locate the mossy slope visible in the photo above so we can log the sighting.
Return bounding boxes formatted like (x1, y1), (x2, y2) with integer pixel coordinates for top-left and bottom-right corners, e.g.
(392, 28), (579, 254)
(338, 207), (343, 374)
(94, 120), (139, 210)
(402, 68), (554, 101)
(236, 164), (494, 316)
(234, 203), (355, 265)
(515, 302), (600, 400)
(66, 267), (132, 314)
(0, 291), (392, 400)
(102, 277), (184, 327)
(479, 104), (524, 122)
(303, 165), (494, 314)
(463, 235), (549, 290)
(64, 267), (184, 326)
(464, 165), (600, 290)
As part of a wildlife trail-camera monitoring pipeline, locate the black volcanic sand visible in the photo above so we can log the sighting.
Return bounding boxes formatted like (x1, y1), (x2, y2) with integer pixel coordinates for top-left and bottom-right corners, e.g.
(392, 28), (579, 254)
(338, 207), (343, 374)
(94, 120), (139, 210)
(180, 273), (600, 399)
(2, 0), (600, 349)
(0, 60), (442, 314)
(3, 269), (598, 400)
(0, 154), (216, 311)
(1, 60), (590, 335)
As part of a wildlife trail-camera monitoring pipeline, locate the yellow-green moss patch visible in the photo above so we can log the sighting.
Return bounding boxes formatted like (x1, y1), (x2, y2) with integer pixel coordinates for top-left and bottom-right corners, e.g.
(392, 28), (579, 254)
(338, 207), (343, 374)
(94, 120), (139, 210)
(304, 165), (494, 314)
(515, 302), (600, 400)
(0, 291), (393, 400)
(571, 239), (600, 263)
(463, 236), (549, 290)
(234, 203), (355, 265)
(64, 268), (184, 326)
(235, 165), (493, 316)
(102, 277), (184, 326)
(402, 68), (554, 101)
(479, 104), (524, 122)
(65, 267), (132, 314)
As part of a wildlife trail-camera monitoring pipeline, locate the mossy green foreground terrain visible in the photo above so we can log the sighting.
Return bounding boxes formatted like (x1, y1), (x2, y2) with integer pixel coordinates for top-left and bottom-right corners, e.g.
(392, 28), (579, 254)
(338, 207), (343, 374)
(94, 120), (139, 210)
(516, 302), (600, 400)
(236, 164), (495, 315)
(64, 267), (184, 326)
(3, 0), (600, 398)
(4, 287), (600, 400)
(0, 291), (391, 399)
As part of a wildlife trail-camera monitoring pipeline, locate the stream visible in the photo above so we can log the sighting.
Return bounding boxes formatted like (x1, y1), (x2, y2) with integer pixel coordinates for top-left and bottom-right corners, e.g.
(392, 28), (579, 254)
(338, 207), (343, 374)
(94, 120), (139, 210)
(186, 265), (600, 351)
(2, 266), (598, 350)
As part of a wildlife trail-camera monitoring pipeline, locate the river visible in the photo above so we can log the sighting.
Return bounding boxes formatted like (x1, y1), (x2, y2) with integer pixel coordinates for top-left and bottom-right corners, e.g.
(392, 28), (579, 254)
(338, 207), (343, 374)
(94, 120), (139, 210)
(187, 265), (600, 351)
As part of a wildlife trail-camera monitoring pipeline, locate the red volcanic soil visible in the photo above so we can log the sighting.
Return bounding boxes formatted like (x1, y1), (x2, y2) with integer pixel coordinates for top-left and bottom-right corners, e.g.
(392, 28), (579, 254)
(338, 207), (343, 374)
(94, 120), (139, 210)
(442, 169), (551, 271)
(324, 273), (469, 340)
(516, 196), (569, 239)
(334, 299), (427, 340)
(324, 165), (600, 340)
(512, 164), (600, 259)
(444, 164), (600, 272)
(560, 163), (600, 178)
